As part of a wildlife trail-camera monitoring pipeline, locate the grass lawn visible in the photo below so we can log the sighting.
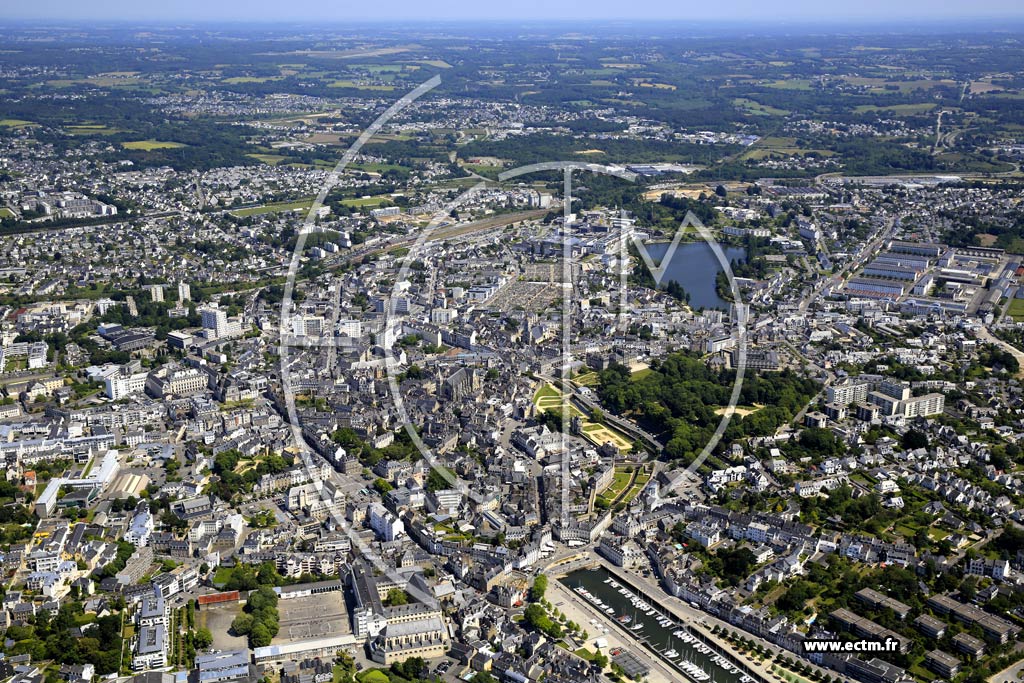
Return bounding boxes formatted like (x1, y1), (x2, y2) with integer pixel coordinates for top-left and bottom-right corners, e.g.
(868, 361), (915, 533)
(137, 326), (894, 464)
(231, 198), (314, 217)
(340, 195), (389, 208)
(533, 383), (560, 402)
(580, 422), (633, 450)
(355, 670), (390, 683)
(771, 664), (814, 683)
(601, 469), (634, 497)
(212, 566), (234, 586)
(532, 381), (625, 447)
(850, 472), (876, 486)
(0, 119), (34, 128)
(122, 139), (187, 150)
(597, 465), (651, 506)
(631, 368), (653, 381)
(0, 208), (14, 219)
(573, 369), (601, 387)
(1007, 298), (1024, 321)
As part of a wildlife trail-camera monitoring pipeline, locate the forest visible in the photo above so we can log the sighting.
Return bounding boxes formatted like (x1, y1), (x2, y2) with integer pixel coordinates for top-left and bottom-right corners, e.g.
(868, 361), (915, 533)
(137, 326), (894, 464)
(598, 353), (819, 465)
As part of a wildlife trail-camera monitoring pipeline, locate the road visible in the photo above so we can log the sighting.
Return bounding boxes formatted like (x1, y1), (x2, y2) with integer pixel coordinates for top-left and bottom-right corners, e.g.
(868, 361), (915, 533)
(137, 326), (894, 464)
(547, 577), (686, 683)
(798, 214), (898, 314)
(989, 645), (1024, 683)
(976, 325), (1024, 379)
(599, 558), (842, 683)
(539, 372), (665, 455)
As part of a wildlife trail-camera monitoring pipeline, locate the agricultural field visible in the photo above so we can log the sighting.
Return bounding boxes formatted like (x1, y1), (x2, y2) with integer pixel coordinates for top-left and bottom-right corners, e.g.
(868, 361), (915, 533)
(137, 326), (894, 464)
(327, 80), (396, 91)
(246, 153), (288, 165)
(122, 140), (187, 150)
(852, 103), (938, 114)
(66, 124), (121, 135)
(732, 98), (790, 116)
(740, 136), (834, 160)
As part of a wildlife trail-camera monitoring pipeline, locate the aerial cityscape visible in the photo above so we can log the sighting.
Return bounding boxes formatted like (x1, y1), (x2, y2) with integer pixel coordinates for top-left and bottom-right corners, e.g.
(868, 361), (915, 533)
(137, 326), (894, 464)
(2, 8), (1024, 683)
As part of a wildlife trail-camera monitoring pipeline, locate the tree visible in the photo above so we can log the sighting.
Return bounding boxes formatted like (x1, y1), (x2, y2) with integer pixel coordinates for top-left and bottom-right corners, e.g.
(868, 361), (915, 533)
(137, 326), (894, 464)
(384, 588), (409, 606)
(250, 623), (272, 648)
(194, 628), (213, 650)
(901, 429), (928, 450)
(231, 613), (254, 635)
(530, 574), (548, 602)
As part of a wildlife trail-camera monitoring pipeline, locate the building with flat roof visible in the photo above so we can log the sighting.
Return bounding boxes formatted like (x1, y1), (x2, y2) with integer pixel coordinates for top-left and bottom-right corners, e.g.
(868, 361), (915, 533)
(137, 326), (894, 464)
(925, 650), (960, 678)
(193, 650), (256, 683)
(253, 635), (359, 665)
(854, 588), (912, 620)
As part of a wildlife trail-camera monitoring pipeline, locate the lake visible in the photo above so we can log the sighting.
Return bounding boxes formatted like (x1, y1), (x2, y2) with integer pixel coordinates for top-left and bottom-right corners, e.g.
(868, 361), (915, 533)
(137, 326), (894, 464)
(643, 241), (746, 311)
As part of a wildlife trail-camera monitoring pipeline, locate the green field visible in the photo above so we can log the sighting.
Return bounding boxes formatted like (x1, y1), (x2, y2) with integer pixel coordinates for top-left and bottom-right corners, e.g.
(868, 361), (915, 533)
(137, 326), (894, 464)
(67, 124), (121, 135)
(733, 98), (790, 116)
(534, 383), (560, 402)
(327, 80), (396, 91)
(741, 136), (835, 160)
(0, 119), (34, 128)
(340, 195), (389, 208)
(122, 139), (187, 150)
(1006, 298), (1024, 321)
(223, 76), (283, 84)
(246, 153), (288, 165)
(761, 78), (814, 90)
(232, 199), (315, 217)
(0, 208), (14, 219)
(853, 103), (938, 114)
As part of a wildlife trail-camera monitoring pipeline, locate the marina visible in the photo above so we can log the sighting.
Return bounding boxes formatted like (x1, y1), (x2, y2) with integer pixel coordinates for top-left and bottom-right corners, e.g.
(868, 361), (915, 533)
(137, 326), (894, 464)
(563, 567), (753, 683)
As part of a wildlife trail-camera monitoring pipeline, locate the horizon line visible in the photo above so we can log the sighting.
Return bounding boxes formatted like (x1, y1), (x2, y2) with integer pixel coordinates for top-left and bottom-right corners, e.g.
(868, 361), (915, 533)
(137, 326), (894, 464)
(3, 16), (1024, 26)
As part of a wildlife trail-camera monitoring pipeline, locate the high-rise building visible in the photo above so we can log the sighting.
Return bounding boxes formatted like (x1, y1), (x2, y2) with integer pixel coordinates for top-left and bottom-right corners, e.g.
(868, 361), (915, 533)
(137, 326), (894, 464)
(338, 319), (362, 338)
(149, 285), (164, 303)
(827, 380), (870, 406)
(291, 316), (324, 338)
(177, 282), (191, 303)
(200, 307), (229, 338)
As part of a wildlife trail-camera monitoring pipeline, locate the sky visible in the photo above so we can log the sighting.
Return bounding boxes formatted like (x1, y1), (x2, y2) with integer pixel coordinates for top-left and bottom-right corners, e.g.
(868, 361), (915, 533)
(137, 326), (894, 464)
(1, 0), (1023, 23)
